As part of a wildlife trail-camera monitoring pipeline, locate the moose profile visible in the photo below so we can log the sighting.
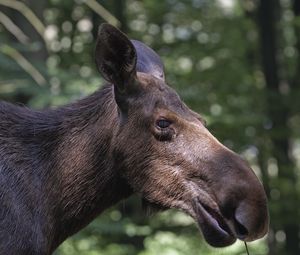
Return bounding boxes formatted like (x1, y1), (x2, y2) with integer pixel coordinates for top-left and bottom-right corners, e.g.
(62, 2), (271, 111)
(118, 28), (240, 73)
(0, 24), (269, 255)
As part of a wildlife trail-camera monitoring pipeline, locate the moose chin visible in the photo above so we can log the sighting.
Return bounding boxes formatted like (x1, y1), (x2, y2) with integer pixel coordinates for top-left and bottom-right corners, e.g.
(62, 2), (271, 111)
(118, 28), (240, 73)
(0, 23), (269, 254)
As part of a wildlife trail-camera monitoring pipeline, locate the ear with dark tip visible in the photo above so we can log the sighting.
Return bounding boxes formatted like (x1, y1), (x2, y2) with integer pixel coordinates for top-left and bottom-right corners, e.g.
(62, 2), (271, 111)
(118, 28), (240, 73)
(95, 23), (137, 93)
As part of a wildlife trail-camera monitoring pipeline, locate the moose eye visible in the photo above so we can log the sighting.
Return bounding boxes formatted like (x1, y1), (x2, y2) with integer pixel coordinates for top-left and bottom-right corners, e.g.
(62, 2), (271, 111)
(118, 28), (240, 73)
(156, 119), (171, 129)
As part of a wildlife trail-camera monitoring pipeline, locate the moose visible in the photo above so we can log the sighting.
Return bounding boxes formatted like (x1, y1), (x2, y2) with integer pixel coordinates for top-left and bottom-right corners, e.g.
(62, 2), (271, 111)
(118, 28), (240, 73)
(0, 24), (269, 255)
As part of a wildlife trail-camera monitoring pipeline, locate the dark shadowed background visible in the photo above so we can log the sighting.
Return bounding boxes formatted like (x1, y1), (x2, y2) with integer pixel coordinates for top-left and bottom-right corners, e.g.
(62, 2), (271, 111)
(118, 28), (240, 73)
(0, 0), (299, 254)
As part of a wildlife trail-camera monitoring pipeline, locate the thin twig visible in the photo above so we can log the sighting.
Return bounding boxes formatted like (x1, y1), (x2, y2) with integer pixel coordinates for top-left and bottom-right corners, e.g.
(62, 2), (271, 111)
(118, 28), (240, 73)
(84, 0), (120, 27)
(0, 45), (47, 86)
(0, 11), (29, 44)
(0, 0), (45, 40)
(244, 241), (250, 255)
(0, 81), (25, 93)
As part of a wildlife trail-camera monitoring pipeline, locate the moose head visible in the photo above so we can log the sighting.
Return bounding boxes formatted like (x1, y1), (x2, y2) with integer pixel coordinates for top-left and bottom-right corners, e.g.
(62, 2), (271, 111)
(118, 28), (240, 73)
(0, 23), (270, 255)
(95, 24), (269, 247)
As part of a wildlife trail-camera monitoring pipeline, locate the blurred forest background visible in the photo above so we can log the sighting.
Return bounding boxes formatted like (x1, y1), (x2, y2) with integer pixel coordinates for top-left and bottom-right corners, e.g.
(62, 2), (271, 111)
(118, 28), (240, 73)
(0, 0), (299, 254)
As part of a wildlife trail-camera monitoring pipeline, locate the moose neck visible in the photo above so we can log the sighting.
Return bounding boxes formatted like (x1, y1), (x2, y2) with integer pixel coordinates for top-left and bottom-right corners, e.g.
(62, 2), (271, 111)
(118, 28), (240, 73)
(43, 85), (132, 250)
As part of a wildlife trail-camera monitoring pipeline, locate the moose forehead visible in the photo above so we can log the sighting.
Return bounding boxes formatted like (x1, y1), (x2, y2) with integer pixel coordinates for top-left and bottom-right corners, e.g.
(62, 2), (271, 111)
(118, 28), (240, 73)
(135, 72), (203, 123)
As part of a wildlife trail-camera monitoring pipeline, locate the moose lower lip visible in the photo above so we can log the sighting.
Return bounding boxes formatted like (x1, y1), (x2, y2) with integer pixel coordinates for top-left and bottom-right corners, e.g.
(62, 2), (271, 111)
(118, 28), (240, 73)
(194, 201), (236, 247)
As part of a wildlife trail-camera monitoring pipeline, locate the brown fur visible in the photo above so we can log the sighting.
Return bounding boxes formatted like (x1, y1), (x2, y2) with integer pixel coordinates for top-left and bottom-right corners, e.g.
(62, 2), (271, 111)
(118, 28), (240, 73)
(0, 24), (269, 255)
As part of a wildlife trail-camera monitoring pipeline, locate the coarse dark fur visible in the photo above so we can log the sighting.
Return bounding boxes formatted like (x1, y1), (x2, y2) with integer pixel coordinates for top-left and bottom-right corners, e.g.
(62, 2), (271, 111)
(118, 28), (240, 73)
(0, 24), (269, 255)
(0, 87), (130, 254)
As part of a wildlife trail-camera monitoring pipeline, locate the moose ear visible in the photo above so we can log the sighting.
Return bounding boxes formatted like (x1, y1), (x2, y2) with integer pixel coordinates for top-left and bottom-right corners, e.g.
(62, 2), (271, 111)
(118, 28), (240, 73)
(95, 24), (137, 93)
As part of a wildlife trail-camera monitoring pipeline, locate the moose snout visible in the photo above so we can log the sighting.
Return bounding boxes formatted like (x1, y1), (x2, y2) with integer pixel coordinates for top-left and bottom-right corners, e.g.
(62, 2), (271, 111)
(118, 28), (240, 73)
(212, 150), (269, 242)
(219, 181), (269, 242)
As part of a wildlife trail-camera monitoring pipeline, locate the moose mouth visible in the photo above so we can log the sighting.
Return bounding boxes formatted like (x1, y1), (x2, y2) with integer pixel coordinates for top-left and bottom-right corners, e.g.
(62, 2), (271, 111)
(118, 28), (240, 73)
(192, 199), (236, 247)
(143, 196), (237, 247)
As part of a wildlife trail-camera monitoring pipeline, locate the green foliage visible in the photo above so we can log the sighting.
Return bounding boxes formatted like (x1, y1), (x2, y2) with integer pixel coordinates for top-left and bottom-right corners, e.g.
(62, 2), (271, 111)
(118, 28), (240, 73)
(0, 0), (299, 254)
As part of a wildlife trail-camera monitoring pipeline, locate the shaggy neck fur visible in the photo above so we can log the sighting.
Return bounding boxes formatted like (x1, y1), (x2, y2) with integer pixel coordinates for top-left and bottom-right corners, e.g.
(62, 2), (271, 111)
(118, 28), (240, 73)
(0, 84), (132, 254)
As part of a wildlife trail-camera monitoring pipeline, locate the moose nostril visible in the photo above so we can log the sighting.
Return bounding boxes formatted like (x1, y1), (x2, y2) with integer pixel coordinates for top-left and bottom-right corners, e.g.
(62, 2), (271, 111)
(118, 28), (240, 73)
(233, 216), (249, 240)
(233, 200), (269, 241)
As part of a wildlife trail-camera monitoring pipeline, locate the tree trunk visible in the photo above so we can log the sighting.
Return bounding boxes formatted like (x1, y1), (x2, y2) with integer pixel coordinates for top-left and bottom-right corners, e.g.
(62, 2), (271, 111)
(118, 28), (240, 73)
(257, 0), (299, 254)
(292, 0), (300, 88)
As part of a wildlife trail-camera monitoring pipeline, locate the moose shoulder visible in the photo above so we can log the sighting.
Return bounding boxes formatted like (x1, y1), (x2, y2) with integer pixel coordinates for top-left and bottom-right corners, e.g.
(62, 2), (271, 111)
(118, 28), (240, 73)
(0, 24), (269, 255)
